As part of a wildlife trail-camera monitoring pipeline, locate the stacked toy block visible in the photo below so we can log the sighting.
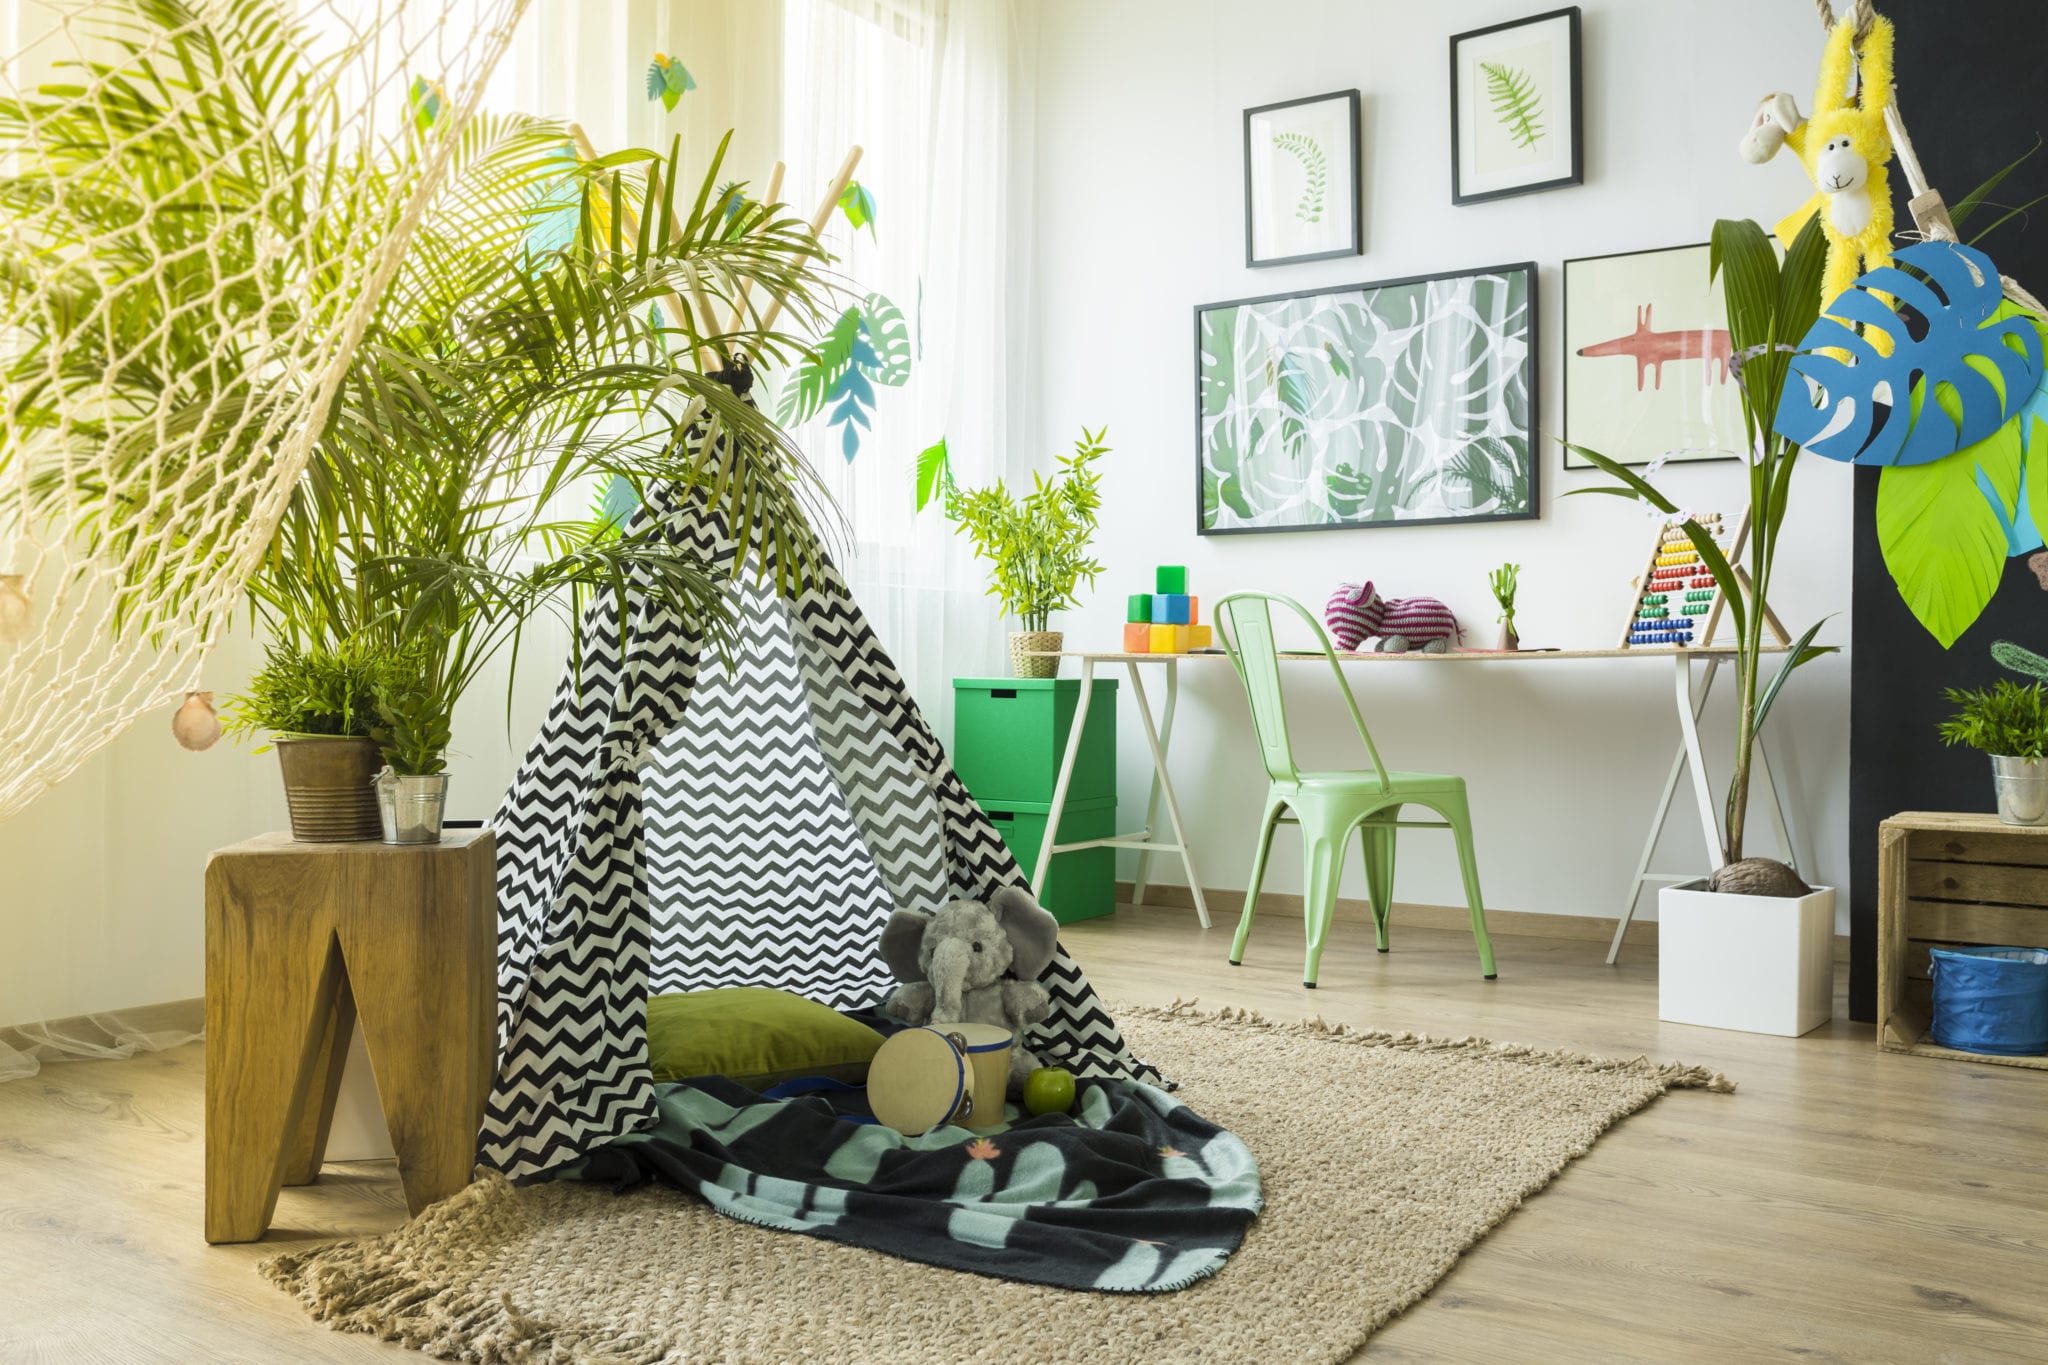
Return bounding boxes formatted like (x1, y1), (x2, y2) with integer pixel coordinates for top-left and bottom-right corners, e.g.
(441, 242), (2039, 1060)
(1122, 566), (1213, 653)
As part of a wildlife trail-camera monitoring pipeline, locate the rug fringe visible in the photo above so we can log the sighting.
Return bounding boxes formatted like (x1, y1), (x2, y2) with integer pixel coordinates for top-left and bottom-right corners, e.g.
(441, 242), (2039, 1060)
(1122, 997), (1736, 1094)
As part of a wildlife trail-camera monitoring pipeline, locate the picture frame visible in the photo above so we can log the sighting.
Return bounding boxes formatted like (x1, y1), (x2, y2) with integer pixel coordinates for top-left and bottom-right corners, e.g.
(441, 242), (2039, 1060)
(1195, 262), (1538, 536)
(1242, 90), (1362, 268)
(1450, 7), (1582, 206)
(1563, 243), (1743, 468)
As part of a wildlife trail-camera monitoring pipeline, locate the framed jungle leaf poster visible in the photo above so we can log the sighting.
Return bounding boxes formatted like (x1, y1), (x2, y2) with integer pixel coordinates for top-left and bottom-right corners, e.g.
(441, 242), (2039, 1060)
(1196, 263), (1538, 534)
(1450, 7), (1581, 205)
(1243, 90), (1361, 267)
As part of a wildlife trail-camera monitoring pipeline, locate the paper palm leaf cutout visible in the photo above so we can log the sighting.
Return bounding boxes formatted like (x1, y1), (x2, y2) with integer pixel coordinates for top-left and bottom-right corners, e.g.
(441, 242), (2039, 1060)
(589, 475), (641, 540)
(915, 437), (953, 513)
(645, 53), (695, 111)
(1271, 132), (1326, 223)
(1481, 62), (1543, 149)
(838, 180), (878, 238)
(407, 76), (444, 131)
(774, 293), (912, 461)
(1776, 241), (2043, 466)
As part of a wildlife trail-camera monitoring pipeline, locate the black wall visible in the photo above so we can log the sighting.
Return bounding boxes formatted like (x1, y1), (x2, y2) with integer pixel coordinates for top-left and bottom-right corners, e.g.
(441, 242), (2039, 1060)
(1849, 0), (2048, 1019)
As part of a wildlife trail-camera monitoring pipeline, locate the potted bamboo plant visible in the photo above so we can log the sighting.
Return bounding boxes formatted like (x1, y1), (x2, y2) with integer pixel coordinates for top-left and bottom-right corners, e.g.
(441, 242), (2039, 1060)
(1568, 216), (1838, 1036)
(929, 428), (1108, 679)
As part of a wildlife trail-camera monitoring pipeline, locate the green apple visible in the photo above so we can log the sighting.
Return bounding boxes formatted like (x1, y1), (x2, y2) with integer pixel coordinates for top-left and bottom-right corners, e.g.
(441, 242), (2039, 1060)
(1023, 1066), (1076, 1116)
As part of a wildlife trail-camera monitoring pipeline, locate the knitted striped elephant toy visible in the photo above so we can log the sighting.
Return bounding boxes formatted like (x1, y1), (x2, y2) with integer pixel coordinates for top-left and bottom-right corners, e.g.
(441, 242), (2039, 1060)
(1325, 581), (1461, 654)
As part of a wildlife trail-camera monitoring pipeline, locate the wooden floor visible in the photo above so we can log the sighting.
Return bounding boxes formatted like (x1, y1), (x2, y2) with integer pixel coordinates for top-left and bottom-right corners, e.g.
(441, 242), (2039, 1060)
(3, 908), (2045, 1362)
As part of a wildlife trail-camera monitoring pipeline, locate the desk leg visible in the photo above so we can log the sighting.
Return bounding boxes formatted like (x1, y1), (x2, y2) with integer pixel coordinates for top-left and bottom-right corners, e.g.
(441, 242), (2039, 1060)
(1033, 657), (1095, 902)
(1608, 655), (1721, 966)
(1127, 662), (1210, 928)
(1676, 651), (1726, 873)
(1131, 658), (1179, 907)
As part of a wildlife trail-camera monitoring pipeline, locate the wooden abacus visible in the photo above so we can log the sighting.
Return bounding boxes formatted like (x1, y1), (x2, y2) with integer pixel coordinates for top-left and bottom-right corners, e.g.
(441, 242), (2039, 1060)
(1618, 509), (1789, 650)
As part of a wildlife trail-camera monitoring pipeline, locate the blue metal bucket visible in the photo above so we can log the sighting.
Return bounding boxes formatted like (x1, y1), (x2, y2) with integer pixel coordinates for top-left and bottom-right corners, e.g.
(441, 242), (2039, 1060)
(1929, 946), (2048, 1055)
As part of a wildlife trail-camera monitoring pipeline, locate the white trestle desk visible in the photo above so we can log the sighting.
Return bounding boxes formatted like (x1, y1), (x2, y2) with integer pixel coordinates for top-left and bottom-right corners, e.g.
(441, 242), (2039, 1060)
(1024, 646), (1810, 964)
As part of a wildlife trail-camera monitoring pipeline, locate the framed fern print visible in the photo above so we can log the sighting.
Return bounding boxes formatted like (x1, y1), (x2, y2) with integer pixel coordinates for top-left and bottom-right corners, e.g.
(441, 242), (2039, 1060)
(1450, 8), (1582, 206)
(1243, 90), (1361, 267)
(1195, 263), (1537, 535)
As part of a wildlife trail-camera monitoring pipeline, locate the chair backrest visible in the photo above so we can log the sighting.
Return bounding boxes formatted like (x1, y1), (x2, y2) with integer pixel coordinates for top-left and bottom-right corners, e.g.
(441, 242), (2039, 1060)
(1213, 592), (1391, 791)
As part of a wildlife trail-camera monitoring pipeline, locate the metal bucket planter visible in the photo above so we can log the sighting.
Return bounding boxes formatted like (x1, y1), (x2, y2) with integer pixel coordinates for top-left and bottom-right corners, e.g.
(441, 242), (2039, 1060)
(1991, 755), (2048, 826)
(275, 736), (383, 842)
(1009, 630), (1062, 679)
(376, 769), (450, 845)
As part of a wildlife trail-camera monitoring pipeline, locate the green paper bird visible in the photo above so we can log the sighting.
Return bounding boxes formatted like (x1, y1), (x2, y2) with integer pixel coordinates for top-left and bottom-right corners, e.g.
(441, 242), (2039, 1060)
(645, 53), (695, 111)
(838, 180), (878, 238)
(408, 76), (444, 132)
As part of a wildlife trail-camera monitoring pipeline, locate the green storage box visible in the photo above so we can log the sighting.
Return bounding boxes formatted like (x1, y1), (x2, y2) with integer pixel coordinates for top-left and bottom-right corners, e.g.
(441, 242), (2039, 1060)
(982, 798), (1116, 924)
(951, 677), (1117, 806)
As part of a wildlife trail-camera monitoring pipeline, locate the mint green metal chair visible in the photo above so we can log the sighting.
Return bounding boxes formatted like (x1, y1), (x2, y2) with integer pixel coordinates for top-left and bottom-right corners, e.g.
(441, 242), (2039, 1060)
(1213, 592), (1497, 987)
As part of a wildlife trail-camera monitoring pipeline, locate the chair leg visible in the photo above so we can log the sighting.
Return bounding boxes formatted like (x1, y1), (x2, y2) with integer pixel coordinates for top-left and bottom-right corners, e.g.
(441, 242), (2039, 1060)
(1440, 797), (1498, 980)
(1230, 794), (1284, 966)
(1300, 820), (1348, 988)
(1360, 809), (1399, 953)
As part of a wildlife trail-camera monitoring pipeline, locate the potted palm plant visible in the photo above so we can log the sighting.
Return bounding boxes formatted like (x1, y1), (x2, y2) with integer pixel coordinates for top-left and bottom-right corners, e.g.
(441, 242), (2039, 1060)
(928, 428), (1108, 679)
(224, 639), (404, 841)
(241, 126), (841, 840)
(1568, 216), (1838, 1036)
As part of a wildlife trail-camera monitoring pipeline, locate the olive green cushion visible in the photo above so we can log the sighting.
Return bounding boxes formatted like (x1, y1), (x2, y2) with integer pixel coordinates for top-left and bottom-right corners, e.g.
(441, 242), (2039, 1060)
(644, 986), (885, 1088)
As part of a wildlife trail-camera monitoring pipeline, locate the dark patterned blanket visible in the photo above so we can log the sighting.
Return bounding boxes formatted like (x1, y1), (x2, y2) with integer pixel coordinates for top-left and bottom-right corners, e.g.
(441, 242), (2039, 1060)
(569, 1077), (1260, 1293)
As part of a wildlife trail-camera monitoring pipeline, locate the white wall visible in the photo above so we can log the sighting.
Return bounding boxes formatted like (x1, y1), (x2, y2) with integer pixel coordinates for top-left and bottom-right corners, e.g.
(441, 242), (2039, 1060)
(1021, 0), (1853, 926)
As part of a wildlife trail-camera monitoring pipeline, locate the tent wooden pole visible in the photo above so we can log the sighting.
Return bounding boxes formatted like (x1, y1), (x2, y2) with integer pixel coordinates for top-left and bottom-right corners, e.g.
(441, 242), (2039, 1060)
(648, 163), (733, 368)
(724, 160), (787, 335)
(757, 145), (863, 338)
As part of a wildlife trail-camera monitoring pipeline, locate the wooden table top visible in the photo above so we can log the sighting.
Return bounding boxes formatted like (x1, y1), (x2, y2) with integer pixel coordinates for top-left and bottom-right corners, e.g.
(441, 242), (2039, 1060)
(210, 829), (494, 858)
(1027, 645), (1799, 663)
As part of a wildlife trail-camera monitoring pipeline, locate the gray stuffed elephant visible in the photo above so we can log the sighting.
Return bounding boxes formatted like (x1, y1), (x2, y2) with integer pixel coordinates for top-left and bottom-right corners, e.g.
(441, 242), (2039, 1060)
(879, 885), (1060, 1087)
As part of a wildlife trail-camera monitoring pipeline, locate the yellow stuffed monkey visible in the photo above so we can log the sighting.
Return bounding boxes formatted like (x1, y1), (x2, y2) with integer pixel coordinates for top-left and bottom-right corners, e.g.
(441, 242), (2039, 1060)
(1742, 16), (1897, 315)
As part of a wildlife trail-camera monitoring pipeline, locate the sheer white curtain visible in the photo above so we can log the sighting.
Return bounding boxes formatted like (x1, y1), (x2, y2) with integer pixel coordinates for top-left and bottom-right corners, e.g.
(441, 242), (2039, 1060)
(778, 0), (1032, 734)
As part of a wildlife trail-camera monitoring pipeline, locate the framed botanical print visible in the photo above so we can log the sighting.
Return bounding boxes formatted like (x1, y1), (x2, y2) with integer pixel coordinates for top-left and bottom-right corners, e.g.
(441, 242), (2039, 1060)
(1450, 7), (1582, 205)
(1195, 262), (1537, 535)
(1243, 90), (1362, 267)
(1563, 243), (1743, 468)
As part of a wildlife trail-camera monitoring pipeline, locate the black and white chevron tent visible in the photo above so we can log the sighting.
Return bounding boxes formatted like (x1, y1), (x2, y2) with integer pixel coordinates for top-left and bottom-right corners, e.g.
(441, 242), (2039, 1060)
(479, 486), (1158, 1180)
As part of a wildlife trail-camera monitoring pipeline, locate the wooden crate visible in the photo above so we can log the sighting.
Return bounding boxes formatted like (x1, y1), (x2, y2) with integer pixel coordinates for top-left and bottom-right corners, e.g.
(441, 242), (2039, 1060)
(1877, 812), (2048, 1069)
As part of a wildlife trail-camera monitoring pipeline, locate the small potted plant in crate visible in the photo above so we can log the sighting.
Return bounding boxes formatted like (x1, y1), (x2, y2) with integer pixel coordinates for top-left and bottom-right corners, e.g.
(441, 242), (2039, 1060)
(923, 429), (1107, 679)
(1938, 678), (2048, 826)
(225, 639), (398, 841)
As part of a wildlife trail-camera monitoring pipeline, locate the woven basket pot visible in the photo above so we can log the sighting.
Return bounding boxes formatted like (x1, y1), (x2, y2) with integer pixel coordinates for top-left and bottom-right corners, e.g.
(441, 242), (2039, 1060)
(275, 736), (384, 842)
(1009, 630), (1062, 679)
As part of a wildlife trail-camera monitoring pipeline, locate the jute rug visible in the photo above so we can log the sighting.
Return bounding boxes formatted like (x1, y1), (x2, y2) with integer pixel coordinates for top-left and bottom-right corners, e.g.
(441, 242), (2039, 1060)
(263, 1001), (1733, 1364)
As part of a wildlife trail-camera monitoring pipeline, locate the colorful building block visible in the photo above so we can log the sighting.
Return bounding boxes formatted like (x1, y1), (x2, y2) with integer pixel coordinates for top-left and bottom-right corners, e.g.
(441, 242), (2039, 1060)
(1155, 565), (1187, 595)
(1122, 621), (1152, 652)
(1152, 593), (1191, 625)
(1188, 624), (1212, 649)
(1149, 623), (1189, 653)
(1126, 593), (1153, 623)
(1187, 595), (1200, 626)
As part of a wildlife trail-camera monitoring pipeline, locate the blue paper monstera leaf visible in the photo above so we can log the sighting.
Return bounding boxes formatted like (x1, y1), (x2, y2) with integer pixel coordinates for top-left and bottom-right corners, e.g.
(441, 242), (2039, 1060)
(1775, 240), (2043, 466)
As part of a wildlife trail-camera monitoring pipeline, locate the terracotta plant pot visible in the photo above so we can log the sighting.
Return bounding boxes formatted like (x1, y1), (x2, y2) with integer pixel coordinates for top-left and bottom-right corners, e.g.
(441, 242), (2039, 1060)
(1009, 630), (1062, 679)
(275, 736), (384, 842)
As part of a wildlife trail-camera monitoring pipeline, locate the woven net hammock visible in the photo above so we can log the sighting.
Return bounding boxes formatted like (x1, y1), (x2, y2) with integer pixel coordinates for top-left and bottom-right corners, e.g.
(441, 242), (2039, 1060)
(0, 0), (525, 819)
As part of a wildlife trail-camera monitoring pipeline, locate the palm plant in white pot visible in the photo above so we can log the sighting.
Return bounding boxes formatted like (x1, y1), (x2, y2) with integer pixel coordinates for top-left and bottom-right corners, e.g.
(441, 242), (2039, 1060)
(1568, 217), (1838, 1036)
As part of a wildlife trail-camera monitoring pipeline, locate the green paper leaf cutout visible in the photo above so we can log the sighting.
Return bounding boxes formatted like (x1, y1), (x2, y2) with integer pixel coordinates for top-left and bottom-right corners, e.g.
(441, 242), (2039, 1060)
(860, 292), (911, 386)
(1481, 62), (1544, 149)
(1876, 417), (2025, 647)
(915, 437), (951, 513)
(839, 180), (878, 237)
(646, 54), (695, 111)
(774, 294), (913, 461)
(407, 76), (444, 132)
(1271, 132), (1327, 223)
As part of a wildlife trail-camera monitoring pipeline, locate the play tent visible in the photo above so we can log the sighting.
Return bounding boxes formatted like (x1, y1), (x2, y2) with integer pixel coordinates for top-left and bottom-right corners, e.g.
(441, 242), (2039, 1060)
(479, 483), (1157, 1180)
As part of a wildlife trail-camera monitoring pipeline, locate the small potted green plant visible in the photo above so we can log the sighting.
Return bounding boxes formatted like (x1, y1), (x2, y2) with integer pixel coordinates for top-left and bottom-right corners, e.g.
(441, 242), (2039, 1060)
(1939, 679), (2048, 825)
(1488, 562), (1520, 651)
(928, 428), (1107, 679)
(225, 638), (399, 841)
(369, 653), (455, 844)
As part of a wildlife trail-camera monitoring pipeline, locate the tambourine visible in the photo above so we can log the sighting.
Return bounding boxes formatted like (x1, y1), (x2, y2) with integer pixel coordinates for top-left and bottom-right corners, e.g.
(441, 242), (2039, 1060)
(867, 1023), (1013, 1135)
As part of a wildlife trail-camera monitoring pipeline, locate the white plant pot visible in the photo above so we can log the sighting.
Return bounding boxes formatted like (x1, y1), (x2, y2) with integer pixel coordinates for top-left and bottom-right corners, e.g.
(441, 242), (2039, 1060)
(1658, 879), (1835, 1037)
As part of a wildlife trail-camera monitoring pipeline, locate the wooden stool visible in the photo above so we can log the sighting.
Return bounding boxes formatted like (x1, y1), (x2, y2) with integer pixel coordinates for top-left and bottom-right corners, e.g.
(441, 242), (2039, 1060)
(204, 830), (497, 1243)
